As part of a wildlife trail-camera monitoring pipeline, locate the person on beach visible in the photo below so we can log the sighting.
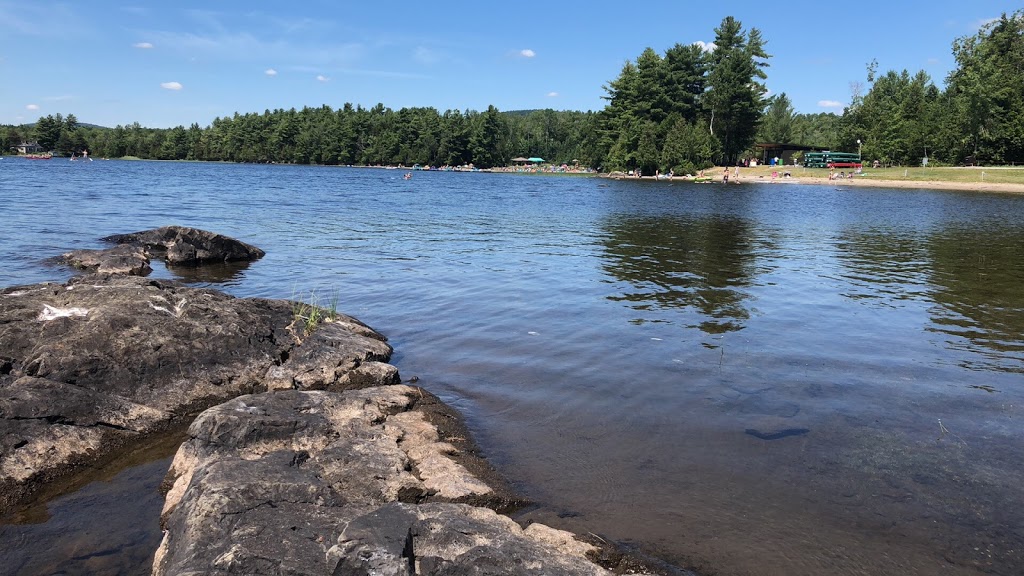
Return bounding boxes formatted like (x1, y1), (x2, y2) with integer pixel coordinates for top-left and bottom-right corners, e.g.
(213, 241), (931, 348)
(723, 167), (729, 183)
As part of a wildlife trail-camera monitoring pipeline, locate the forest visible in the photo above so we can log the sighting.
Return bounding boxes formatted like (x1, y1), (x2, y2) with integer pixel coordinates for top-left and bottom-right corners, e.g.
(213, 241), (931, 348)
(2, 12), (1022, 172)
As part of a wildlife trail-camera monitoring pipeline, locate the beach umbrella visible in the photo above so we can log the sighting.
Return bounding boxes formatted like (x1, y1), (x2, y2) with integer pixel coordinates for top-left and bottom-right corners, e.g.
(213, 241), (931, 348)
(528, 157), (544, 163)
(511, 157), (529, 163)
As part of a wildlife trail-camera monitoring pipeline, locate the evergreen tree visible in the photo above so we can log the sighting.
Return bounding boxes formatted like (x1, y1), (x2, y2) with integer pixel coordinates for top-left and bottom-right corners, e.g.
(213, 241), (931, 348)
(703, 17), (771, 165)
(758, 93), (795, 144)
(34, 114), (64, 151)
(662, 43), (708, 123)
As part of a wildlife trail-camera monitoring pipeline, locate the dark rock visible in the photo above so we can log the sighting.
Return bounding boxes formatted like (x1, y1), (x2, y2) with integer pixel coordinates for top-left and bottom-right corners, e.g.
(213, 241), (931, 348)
(103, 225), (265, 265)
(154, 389), (610, 576)
(0, 274), (393, 515)
(60, 244), (152, 275)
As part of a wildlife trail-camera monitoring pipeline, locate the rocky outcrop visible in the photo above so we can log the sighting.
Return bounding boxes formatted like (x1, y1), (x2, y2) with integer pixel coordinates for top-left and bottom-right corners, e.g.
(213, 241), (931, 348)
(154, 387), (623, 576)
(61, 244), (153, 275)
(104, 226), (266, 265)
(3, 228), (665, 575)
(58, 226), (265, 275)
(0, 274), (396, 515)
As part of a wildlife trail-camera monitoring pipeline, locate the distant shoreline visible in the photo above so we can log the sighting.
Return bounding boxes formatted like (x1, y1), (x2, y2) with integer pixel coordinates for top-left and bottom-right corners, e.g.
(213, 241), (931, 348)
(604, 167), (1024, 194)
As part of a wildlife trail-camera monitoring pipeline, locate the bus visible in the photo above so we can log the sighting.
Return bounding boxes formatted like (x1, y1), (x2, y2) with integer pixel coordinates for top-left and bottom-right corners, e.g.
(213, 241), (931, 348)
(803, 151), (861, 169)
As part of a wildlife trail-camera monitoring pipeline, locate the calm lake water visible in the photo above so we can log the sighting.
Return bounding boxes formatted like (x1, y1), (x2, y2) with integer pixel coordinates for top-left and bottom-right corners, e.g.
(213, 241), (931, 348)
(1, 159), (1022, 575)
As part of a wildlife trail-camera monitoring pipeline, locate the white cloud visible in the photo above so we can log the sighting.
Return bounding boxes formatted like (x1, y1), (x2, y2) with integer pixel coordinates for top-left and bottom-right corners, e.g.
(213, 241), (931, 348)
(520, 49), (536, 58)
(26, 104), (39, 111)
(161, 81), (183, 90)
(547, 91), (559, 97)
(694, 41), (716, 52)
(265, 68), (278, 76)
(818, 100), (844, 109)
(133, 42), (154, 49)
(316, 74), (329, 82)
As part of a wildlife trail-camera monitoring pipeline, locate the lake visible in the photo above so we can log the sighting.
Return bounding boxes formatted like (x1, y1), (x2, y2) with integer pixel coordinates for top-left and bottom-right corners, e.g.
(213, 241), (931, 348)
(1, 159), (1022, 575)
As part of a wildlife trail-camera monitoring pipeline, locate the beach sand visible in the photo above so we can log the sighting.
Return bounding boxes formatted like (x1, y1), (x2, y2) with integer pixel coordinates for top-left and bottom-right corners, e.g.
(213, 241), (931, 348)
(616, 170), (1024, 194)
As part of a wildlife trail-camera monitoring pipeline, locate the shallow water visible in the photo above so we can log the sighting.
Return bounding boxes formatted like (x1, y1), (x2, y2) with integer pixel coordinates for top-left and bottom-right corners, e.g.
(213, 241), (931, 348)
(1, 159), (1022, 575)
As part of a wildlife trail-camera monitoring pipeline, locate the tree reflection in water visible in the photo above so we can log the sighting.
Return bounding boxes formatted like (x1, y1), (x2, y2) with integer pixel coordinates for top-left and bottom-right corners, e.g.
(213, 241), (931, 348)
(599, 214), (773, 335)
(833, 224), (1024, 374)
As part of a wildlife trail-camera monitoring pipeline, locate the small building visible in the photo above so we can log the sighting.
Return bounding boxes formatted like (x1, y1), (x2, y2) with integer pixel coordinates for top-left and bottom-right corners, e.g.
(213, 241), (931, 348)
(754, 143), (827, 166)
(15, 142), (43, 155)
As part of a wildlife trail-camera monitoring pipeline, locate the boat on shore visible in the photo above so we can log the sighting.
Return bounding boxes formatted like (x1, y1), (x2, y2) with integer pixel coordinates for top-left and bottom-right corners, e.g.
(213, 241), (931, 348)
(25, 153), (53, 160)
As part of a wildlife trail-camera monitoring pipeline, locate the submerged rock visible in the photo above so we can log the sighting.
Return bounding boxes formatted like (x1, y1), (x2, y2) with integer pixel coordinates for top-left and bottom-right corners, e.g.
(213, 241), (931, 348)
(0, 274), (395, 515)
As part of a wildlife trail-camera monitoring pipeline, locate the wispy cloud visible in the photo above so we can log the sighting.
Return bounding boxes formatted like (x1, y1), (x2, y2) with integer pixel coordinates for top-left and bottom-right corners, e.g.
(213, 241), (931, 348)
(26, 104), (39, 111)
(316, 74), (329, 82)
(547, 91), (559, 97)
(0, 3), (82, 37)
(292, 65), (427, 80)
(520, 49), (536, 58)
(133, 42), (154, 49)
(265, 68), (278, 76)
(818, 100), (844, 109)
(413, 46), (442, 65)
(694, 41), (717, 52)
(142, 27), (364, 70)
(161, 81), (183, 91)
(44, 95), (74, 102)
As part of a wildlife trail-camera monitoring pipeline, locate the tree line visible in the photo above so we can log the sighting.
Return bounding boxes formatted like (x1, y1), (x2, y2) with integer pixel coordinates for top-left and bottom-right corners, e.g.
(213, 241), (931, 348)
(3, 12), (1021, 170)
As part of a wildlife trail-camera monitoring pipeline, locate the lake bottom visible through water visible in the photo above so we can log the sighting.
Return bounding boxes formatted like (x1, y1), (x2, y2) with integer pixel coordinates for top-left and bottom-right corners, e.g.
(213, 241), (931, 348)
(1, 161), (1023, 575)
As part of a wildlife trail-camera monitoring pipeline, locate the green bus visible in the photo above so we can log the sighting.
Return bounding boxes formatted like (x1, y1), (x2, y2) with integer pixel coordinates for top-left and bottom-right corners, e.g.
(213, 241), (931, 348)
(803, 151), (861, 168)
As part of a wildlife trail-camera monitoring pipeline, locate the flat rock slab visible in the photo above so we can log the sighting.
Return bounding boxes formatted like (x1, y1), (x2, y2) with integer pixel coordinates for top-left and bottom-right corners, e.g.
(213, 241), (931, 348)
(0, 274), (397, 515)
(154, 387), (613, 576)
(60, 244), (153, 276)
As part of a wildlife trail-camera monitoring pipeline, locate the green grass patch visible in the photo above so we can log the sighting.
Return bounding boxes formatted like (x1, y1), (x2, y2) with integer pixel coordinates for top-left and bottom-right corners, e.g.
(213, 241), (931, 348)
(290, 288), (341, 336)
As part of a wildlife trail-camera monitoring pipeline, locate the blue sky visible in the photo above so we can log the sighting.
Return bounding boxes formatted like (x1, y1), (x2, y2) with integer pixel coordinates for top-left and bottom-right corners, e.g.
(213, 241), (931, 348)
(1, 1), (1019, 129)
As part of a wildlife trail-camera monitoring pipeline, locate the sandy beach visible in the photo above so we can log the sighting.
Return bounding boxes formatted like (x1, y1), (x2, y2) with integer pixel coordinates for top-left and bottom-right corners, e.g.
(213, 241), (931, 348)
(748, 174), (1024, 194)
(608, 168), (1024, 194)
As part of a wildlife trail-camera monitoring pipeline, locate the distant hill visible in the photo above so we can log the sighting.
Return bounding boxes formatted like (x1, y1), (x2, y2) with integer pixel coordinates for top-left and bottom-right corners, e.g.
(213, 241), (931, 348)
(501, 110), (544, 117)
(15, 122), (109, 130)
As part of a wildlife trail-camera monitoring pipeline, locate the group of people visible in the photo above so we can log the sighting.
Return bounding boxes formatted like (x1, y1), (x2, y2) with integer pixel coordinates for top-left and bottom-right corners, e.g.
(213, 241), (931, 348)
(828, 166), (857, 180)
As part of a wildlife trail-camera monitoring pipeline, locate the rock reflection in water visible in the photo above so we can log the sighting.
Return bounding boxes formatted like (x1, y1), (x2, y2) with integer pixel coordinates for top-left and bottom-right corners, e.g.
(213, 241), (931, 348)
(165, 259), (253, 285)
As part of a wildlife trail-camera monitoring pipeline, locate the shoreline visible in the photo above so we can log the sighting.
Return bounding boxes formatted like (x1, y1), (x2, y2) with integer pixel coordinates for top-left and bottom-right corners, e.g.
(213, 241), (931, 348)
(604, 171), (1024, 194)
